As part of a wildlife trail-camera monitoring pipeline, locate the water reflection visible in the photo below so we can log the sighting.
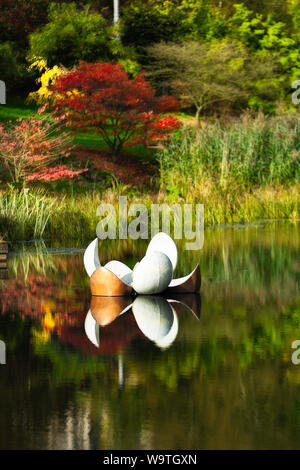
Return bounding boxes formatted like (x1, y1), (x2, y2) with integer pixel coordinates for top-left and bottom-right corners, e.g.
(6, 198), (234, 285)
(132, 296), (178, 348)
(85, 295), (201, 351)
(0, 221), (299, 449)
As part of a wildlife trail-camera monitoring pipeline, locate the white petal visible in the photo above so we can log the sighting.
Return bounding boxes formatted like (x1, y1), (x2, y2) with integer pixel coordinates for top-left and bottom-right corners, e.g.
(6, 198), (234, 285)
(132, 252), (173, 294)
(104, 260), (133, 286)
(168, 265), (199, 288)
(83, 238), (101, 277)
(84, 310), (100, 347)
(146, 232), (178, 271)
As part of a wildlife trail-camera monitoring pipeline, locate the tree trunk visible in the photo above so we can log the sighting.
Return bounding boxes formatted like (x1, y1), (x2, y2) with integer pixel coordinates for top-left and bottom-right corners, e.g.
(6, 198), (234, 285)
(195, 108), (202, 127)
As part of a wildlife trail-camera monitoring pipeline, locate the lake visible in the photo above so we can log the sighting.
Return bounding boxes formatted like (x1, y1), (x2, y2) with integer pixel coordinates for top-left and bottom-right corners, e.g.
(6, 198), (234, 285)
(0, 221), (299, 449)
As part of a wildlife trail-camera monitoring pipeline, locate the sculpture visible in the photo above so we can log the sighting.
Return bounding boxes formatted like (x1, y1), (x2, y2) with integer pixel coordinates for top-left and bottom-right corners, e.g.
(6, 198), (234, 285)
(83, 232), (201, 296)
(85, 293), (201, 350)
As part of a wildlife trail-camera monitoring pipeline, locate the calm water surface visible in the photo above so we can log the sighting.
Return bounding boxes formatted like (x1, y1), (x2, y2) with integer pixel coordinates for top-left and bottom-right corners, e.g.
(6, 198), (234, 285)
(0, 221), (299, 449)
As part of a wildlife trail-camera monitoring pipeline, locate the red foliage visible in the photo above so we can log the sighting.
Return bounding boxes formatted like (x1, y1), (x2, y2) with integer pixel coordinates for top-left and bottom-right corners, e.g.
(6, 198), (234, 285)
(0, 118), (86, 183)
(51, 61), (181, 153)
(27, 165), (87, 182)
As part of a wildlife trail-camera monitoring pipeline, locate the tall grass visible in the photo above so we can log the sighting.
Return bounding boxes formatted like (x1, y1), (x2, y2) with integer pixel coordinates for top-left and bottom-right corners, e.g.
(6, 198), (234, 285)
(0, 184), (298, 244)
(0, 188), (56, 241)
(159, 113), (300, 193)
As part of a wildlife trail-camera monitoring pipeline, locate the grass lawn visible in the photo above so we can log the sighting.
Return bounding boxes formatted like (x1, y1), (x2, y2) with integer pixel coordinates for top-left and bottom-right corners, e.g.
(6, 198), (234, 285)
(0, 98), (37, 122)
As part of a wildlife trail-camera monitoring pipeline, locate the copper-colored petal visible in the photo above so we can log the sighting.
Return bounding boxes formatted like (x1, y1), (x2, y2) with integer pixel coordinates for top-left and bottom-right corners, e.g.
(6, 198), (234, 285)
(166, 264), (201, 294)
(90, 296), (133, 326)
(90, 267), (133, 296)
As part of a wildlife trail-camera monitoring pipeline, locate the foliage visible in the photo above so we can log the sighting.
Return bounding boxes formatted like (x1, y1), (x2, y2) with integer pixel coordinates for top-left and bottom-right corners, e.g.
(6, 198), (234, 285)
(51, 61), (180, 153)
(0, 178), (298, 243)
(227, 3), (300, 85)
(121, 0), (186, 49)
(158, 112), (300, 193)
(0, 0), (50, 47)
(0, 1), (53, 92)
(0, 42), (37, 94)
(179, 0), (227, 41)
(122, 2), (299, 110)
(28, 2), (116, 68)
(147, 40), (276, 121)
(28, 57), (65, 105)
(0, 118), (85, 183)
(0, 187), (57, 240)
(289, 0), (300, 41)
(121, 0), (230, 49)
(0, 43), (24, 91)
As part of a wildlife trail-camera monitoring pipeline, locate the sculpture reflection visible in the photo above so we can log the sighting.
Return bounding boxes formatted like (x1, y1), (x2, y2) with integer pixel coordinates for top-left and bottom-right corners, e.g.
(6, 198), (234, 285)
(132, 296), (178, 349)
(84, 294), (201, 351)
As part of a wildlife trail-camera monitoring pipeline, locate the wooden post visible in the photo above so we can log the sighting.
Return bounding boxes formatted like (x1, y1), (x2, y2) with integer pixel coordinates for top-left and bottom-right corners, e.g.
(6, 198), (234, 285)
(0, 242), (8, 279)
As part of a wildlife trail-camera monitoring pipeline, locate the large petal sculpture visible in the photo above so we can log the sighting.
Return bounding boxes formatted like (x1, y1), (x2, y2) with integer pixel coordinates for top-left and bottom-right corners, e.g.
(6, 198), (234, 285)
(84, 232), (201, 296)
(85, 294), (201, 351)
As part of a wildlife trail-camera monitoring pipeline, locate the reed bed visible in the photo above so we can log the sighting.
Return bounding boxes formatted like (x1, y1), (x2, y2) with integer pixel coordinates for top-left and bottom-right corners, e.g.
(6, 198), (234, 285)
(158, 113), (300, 194)
(0, 184), (298, 244)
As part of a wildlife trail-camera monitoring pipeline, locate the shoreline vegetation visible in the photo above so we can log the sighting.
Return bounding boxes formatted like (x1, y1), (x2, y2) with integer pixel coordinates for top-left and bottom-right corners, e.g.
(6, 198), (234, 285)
(0, 104), (299, 244)
(1, 183), (298, 244)
(0, 1), (299, 245)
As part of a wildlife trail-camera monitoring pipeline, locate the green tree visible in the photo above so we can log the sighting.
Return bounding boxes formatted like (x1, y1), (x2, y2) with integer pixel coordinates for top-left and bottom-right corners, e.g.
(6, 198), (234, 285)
(121, 0), (185, 49)
(147, 40), (275, 123)
(227, 3), (300, 85)
(179, 0), (227, 41)
(28, 2), (117, 68)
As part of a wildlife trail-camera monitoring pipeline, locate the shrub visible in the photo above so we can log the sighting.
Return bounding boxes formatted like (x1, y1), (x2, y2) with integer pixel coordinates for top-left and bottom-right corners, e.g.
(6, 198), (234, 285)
(0, 118), (86, 184)
(28, 58), (66, 105)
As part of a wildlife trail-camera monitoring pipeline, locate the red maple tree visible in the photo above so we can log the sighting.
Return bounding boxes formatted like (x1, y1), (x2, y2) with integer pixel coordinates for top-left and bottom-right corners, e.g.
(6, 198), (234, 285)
(51, 62), (181, 154)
